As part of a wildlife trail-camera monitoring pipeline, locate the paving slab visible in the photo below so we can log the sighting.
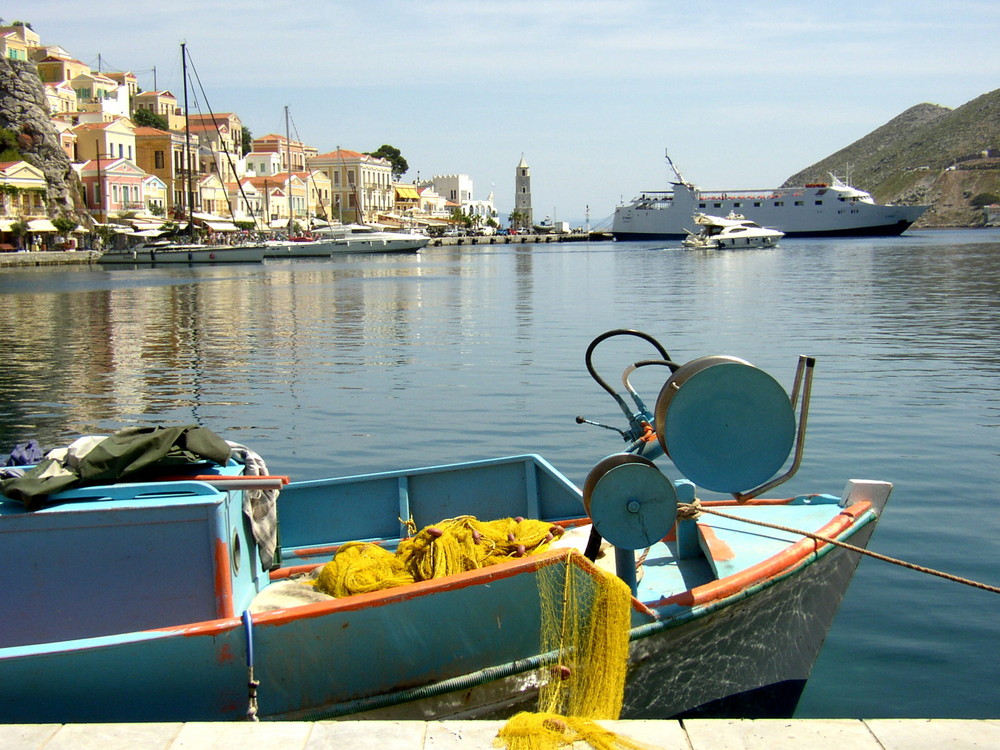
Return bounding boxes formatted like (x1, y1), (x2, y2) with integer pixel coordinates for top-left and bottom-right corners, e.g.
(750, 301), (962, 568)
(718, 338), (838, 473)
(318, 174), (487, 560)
(684, 718), (882, 750)
(2, 718), (999, 749)
(864, 718), (1000, 750)
(306, 720), (428, 749)
(171, 720), (312, 749)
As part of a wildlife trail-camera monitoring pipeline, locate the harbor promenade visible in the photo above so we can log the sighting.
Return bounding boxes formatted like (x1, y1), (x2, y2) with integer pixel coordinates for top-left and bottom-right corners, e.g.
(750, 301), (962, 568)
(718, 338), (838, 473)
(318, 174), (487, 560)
(4, 719), (998, 749)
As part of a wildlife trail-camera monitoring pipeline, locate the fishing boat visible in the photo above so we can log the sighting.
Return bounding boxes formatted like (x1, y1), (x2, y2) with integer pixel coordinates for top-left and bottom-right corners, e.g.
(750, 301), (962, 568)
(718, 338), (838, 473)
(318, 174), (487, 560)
(613, 154), (927, 240)
(0, 330), (890, 723)
(682, 212), (785, 250)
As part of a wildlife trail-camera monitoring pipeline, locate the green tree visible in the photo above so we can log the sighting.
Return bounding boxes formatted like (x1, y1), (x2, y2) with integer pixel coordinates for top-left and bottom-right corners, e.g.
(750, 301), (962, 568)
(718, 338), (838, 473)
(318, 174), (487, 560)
(365, 145), (408, 180)
(970, 192), (1000, 207)
(0, 127), (21, 161)
(241, 126), (253, 157)
(131, 109), (169, 130)
(9, 219), (27, 250)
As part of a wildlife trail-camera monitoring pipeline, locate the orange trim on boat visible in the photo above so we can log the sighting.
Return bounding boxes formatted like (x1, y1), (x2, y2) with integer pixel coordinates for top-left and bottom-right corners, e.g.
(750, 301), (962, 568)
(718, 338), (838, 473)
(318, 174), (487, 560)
(650, 501), (873, 609)
(698, 525), (735, 561)
(214, 538), (234, 619)
(163, 501), (873, 638)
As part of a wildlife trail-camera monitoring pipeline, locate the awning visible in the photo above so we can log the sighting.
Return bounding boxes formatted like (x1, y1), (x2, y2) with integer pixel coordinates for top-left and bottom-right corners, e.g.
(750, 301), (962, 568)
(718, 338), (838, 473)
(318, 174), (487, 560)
(0, 220), (14, 232)
(395, 186), (419, 200)
(27, 219), (57, 232)
(205, 222), (238, 232)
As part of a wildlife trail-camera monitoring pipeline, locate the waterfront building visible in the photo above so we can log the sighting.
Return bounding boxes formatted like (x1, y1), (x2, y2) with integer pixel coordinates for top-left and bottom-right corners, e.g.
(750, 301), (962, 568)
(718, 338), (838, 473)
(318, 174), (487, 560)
(245, 151), (283, 178)
(415, 184), (449, 218)
(76, 157), (147, 222)
(42, 80), (77, 115)
(132, 91), (185, 131)
(0, 22), (40, 52)
(308, 149), (394, 224)
(141, 174), (168, 217)
(0, 160), (51, 251)
(226, 177), (265, 229)
(50, 120), (77, 160)
(194, 172), (229, 218)
(305, 170), (333, 224)
(71, 119), (137, 163)
(422, 174), (497, 226)
(514, 155), (532, 230)
(252, 133), (314, 175)
(187, 112), (244, 185)
(0, 28), (30, 61)
(133, 125), (196, 216)
(35, 55), (90, 88)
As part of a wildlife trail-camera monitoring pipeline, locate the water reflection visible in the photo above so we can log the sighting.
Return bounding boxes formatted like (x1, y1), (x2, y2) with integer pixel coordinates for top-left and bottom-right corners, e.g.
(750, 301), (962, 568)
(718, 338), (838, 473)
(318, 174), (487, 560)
(0, 232), (999, 717)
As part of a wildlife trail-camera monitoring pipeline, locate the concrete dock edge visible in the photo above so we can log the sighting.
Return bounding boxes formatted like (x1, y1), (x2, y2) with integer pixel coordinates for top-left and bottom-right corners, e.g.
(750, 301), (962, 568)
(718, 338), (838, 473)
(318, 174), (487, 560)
(2, 719), (998, 749)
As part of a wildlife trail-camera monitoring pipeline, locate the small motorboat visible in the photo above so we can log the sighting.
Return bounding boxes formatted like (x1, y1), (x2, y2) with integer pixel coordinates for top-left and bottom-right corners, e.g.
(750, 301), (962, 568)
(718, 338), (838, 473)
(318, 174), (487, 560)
(0, 330), (890, 723)
(682, 212), (785, 249)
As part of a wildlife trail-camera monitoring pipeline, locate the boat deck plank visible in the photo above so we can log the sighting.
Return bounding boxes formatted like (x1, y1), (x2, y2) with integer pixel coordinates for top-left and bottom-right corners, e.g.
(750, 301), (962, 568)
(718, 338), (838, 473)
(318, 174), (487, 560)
(3, 719), (997, 749)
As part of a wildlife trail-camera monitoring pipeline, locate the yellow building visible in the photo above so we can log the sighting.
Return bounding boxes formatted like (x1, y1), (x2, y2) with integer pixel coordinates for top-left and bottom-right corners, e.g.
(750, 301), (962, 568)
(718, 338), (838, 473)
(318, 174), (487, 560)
(0, 161), (49, 250)
(308, 149), (393, 224)
(132, 91), (186, 131)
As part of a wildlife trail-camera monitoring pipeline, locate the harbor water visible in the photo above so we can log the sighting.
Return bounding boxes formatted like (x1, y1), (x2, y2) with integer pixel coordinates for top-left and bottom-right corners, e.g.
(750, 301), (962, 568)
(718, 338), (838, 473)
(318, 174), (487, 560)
(0, 230), (997, 719)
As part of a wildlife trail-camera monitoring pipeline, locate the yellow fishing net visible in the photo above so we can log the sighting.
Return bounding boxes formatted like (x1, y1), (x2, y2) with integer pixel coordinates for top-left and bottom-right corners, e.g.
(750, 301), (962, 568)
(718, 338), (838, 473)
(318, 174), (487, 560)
(494, 554), (646, 750)
(314, 515), (563, 597)
(313, 515), (641, 750)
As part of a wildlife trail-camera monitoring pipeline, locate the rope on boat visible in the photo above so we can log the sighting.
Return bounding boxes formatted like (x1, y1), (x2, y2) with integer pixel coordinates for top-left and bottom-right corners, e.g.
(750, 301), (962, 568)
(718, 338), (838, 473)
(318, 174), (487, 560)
(678, 501), (1000, 595)
(241, 610), (260, 721)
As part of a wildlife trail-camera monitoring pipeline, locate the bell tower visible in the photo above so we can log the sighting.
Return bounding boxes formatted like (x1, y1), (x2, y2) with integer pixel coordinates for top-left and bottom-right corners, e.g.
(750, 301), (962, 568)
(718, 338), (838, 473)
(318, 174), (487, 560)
(514, 155), (533, 230)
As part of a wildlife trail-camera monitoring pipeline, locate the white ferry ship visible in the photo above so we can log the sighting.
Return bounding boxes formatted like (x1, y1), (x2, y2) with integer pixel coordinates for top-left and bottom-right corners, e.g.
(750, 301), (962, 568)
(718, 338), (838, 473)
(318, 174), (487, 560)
(612, 156), (927, 240)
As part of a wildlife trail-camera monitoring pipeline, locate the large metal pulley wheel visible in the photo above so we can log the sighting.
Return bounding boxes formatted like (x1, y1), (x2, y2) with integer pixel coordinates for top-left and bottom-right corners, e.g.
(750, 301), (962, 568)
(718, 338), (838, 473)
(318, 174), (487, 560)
(583, 453), (677, 550)
(654, 356), (796, 493)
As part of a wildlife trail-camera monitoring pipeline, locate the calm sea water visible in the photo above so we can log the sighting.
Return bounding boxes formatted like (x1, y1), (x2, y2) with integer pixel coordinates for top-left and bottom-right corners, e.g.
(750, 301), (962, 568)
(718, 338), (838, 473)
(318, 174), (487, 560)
(1, 230), (997, 718)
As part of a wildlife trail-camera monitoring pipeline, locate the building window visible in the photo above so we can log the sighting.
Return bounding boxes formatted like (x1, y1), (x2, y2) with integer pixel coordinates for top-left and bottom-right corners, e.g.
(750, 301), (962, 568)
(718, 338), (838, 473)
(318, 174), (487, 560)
(155, 150), (164, 169)
(815, 200), (823, 205)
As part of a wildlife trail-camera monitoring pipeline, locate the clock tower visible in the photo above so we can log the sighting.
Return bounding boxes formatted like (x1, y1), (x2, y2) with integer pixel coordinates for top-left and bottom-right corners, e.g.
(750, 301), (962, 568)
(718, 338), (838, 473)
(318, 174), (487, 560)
(514, 155), (533, 230)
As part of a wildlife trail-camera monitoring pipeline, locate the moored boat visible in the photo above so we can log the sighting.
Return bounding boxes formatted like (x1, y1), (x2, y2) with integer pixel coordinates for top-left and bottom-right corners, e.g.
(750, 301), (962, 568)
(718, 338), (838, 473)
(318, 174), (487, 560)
(321, 223), (430, 253)
(613, 154), (927, 240)
(0, 330), (890, 723)
(98, 240), (266, 264)
(262, 236), (340, 258)
(682, 212), (785, 249)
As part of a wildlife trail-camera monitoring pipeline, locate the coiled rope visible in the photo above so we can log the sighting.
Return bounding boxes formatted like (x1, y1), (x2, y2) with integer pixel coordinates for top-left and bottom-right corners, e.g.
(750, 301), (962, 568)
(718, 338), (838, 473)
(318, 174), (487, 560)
(678, 500), (1000, 595)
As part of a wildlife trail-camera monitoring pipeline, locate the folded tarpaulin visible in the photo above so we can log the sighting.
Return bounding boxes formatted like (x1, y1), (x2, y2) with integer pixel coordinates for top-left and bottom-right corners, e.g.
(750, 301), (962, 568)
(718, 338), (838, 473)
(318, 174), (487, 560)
(0, 425), (232, 510)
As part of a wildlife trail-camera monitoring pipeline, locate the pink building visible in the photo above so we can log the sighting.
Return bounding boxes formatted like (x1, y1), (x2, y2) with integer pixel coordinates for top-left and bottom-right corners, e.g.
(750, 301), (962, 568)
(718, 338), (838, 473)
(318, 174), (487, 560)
(77, 157), (147, 221)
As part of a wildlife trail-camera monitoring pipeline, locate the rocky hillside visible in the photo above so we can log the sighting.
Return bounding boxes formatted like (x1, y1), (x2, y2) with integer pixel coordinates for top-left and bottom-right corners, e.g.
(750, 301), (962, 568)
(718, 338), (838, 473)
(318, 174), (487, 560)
(0, 57), (84, 221)
(784, 89), (1000, 226)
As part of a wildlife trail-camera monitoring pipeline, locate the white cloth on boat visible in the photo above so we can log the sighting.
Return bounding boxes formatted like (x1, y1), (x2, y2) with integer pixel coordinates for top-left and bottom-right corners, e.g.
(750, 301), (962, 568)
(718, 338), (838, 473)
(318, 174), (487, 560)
(227, 442), (279, 570)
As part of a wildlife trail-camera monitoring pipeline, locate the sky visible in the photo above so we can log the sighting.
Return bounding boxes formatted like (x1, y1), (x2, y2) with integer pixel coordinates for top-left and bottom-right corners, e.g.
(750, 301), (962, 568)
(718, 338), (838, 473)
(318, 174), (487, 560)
(10, 1), (1000, 226)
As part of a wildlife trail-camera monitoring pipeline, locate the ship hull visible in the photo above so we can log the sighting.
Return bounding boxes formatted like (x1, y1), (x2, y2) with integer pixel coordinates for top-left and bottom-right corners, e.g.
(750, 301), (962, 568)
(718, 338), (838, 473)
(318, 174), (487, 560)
(612, 181), (927, 241)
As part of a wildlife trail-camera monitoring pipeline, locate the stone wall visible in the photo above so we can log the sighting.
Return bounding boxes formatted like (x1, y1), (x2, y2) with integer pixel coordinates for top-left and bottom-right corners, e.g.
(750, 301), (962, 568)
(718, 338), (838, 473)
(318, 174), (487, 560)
(0, 57), (85, 221)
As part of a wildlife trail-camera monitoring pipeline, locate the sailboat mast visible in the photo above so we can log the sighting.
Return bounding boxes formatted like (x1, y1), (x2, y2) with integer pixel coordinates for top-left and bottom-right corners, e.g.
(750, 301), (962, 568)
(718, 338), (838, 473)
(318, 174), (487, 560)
(181, 43), (194, 240)
(285, 105), (292, 234)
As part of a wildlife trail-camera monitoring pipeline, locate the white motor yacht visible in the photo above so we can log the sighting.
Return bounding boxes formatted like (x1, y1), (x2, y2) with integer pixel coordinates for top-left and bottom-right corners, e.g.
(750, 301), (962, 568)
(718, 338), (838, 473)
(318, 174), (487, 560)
(682, 212), (785, 250)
